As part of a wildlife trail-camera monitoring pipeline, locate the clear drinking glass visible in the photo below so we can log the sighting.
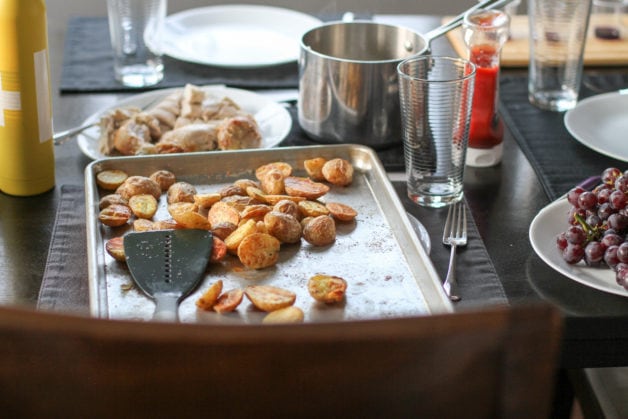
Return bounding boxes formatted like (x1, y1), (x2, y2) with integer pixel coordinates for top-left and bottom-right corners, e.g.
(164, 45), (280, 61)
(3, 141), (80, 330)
(397, 56), (476, 208)
(528, 0), (592, 112)
(107, 0), (166, 87)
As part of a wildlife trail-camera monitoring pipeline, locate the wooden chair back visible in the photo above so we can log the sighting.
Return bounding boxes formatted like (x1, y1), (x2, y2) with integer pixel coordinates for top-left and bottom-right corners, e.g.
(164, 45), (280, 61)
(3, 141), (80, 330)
(0, 303), (562, 418)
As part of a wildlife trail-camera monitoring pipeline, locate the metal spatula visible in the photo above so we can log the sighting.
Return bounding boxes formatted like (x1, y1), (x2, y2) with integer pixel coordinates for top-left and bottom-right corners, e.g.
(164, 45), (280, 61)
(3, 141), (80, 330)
(123, 229), (213, 322)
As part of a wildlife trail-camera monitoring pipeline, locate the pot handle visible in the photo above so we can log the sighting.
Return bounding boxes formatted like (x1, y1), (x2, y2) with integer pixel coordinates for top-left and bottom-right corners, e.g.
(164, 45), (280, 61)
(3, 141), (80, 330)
(423, 0), (514, 43)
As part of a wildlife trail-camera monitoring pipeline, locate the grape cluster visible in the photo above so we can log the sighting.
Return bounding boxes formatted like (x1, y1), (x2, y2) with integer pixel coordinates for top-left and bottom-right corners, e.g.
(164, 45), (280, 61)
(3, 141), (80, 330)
(556, 167), (628, 290)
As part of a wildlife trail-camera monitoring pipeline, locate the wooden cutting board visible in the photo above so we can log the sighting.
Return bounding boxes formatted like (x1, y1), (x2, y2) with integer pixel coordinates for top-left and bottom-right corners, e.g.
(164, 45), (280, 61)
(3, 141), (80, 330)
(444, 14), (628, 67)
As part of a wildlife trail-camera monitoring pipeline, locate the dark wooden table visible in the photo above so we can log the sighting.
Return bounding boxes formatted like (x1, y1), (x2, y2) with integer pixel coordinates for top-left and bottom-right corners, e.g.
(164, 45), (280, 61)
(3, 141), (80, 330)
(1, 14), (627, 374)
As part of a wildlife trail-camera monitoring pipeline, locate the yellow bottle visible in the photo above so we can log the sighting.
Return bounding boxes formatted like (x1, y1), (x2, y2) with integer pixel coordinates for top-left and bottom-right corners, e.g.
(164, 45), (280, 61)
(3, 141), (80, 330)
(0, 0), (55, 196)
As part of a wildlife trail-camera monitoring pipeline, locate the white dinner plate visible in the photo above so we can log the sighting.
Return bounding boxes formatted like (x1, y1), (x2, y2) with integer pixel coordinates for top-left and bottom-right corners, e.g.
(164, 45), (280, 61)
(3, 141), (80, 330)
(564, 92), (628, 162)
(77, 85), (292, 160)
(529, 198), (628, 297)
(154, 5), (322, 68)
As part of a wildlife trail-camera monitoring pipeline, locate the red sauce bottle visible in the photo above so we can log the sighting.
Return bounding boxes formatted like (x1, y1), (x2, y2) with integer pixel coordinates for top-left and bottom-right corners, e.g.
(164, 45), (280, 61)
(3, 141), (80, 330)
(463, 9), (510, 167)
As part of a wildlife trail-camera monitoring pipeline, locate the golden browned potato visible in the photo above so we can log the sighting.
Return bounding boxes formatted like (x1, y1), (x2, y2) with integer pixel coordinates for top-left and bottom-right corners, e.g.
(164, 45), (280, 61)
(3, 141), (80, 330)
(105, 236), (126, 261)
(213, 288), (244, 313)
(149, 169), (176, 191)
(207, 201), (240, 228)
(303, 157), (327, 181)
(96, 169), (129, 190)
(245, 186), (268, 204)
(326, 202), (358, 222)
(273, 199), (300, 219)
(167, 202), (211, 230)
(308, 274), (347, 303)
(302, 215), (336, 246)
(221, 194), (260, 211)
(255, 162), (292, 181)
(237, 233), (281, 269)
(263, 211), (302, 244)
(219, 184), (245, 198)
(98, 193), (128, 210)
(116, 176), (161, 200)
(262, 194), (306, 206)
(211, 221), (237, 241)
(240, 204), (272, 222)
(152, 219), (181, 230)
(210, 237), (228, 263)
(322, 158), (354, 186)
(167, 181), (197, 204)
(99, 204), (132, 227)
(244, 285), (296, 312)
(224, 219), (257, 253)
(133, 218), (154, 232)
(128, 194), (158, 219)
(196, 280), (223, 310)
(234, 178), (260, 191)
(262, 306), (304, 324)
(284, 176), (329, 200)
(193, 193), (221, 209)
(298, 200), (330, 218)
(259, 168), (285, 195)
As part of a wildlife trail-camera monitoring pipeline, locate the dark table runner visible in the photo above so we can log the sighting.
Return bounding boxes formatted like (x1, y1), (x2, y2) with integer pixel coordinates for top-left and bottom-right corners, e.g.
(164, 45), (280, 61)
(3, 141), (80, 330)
(60, 17), (300, 93)
(37, 181), (507, 314)
(499, 72), (628, 201)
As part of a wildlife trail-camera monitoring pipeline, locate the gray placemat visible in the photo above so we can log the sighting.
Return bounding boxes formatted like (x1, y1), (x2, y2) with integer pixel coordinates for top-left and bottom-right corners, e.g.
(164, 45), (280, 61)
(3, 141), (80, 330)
(500, 73), (628, 201)
(37, 182), (507, 315)
(60, 17), (300, 93)
(37, 184), (90, 314)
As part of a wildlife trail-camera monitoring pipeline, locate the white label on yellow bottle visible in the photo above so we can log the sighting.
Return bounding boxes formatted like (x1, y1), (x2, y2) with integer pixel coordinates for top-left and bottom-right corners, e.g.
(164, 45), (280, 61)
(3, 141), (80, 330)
(34, 49), (53, 143)
(0, 73), (21, 128)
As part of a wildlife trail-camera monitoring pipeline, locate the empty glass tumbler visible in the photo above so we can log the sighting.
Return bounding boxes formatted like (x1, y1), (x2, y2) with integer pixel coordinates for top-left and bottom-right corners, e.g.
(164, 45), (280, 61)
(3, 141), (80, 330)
(398, 56), (476, 208)
(107, 0), (167, 87)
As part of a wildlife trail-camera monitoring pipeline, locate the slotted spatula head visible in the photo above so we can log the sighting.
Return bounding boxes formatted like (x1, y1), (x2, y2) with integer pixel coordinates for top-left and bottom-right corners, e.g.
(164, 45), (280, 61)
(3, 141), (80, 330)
(123, 229), (213, 322)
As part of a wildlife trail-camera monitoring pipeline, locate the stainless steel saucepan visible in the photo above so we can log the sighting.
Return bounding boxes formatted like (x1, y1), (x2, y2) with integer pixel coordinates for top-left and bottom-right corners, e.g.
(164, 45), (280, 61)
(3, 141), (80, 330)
(298, 0), (512, 149)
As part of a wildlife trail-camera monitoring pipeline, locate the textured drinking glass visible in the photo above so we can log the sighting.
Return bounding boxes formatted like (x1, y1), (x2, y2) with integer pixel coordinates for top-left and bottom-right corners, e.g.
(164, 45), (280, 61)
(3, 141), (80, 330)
(398, 56), (476, 208)
(528, 0), (592, 112)
(107, 0), (166, 87)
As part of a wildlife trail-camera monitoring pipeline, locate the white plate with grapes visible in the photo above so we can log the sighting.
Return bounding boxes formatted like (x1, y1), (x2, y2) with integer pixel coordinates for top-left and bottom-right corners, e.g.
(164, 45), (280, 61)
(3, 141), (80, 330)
(530, 176), (628, 297)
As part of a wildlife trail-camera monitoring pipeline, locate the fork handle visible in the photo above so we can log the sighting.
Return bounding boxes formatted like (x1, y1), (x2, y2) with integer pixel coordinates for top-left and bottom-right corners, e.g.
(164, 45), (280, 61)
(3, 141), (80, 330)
(444, 244), (461, 302)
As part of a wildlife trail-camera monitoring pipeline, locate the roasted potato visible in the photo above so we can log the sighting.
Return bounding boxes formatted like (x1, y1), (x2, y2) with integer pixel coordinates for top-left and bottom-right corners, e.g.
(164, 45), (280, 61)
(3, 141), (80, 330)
(308, 274), (347, 303)
(255, 162), (292, 181)
(298, 200), (330, 218)
(303, 157), (327, 181)
(264, 211), (302, 244)
(284, 176), (329, 200)
(149, 170), (176, 191)
(326, 202), (358, 222)
(262, 306), (304, 324)
(302, 215), (336, 246)
(167, 202), (211, 230)
(211, 221), (238, 241)
(99, 204), (132, 227)
(273, 199), (300, 219)
(245, 285), (296, 312)
(224, 219), (257, 253)
(196, 280), (223, 310)
(234, 178), (260, 191)
(133, 218), (155, 232)
(259, 168), (285, 195)
(128, 194), (158, 219)
(322, 158), (353, 186)
(207, 201), (241, 228)
(96, 169), (128, 190)
(99, 193), (128, 210)
(213, 288), (244, 313)
(210, 237), (228, 263)
(167, 181), (197, 204)
(116, 176), (161, 200)
(193, 193), (221, 209)
(237, 232), (281, 269)
(240, 204), (272, 222)
(105, 236), (126, 261)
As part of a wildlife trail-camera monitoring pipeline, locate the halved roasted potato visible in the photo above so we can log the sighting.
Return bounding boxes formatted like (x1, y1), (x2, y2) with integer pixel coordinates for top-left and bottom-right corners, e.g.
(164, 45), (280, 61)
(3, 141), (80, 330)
(245, 285), (296, 312)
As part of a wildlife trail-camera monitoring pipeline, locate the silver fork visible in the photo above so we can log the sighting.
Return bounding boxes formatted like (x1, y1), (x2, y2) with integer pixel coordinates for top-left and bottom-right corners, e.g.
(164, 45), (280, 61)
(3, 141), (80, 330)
(442, 200), (467, 302)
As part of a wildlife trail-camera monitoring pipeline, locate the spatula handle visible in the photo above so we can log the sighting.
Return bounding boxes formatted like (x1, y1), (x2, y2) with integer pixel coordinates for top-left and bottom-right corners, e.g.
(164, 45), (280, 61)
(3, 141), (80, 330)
(153, 294), (180, 322)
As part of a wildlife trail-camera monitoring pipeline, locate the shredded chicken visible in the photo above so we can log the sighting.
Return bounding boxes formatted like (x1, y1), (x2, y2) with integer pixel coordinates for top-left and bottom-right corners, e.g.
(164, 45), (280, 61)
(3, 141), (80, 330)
(97, 84), (262, 156)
